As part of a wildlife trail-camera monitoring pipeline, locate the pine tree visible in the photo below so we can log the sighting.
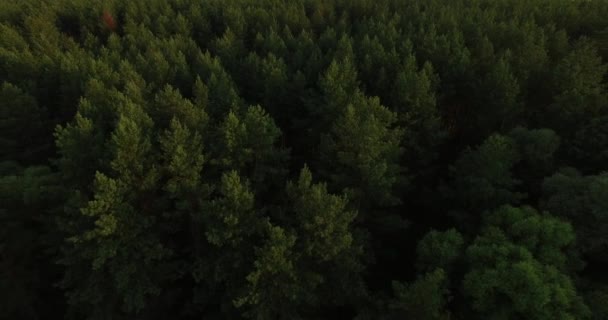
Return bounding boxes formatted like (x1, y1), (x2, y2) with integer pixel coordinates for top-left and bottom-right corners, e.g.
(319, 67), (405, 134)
(211, 105), (287, 195)
(547, 39), (607, 136)
(390, 56), (444, 172)
(0, 166), (65, 319)
(387, 269), (451, 320)
(235, 223), (301, 319)
(0, 82), (50, 165)
(319, 91), (403, 208)
(234, 165), (364, 319)
(444, 134), (524, 224)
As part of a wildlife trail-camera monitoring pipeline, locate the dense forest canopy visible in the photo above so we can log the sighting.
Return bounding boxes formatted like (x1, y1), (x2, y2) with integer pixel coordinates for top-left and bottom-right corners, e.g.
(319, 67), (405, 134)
(2, 0), (608, 319)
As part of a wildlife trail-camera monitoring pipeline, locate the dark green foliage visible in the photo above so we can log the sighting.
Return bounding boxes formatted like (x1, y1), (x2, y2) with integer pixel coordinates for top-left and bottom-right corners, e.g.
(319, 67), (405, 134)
(416, 229), (464, 273)
(569, 116), (608, 173)
(0, 166), (65, 319)
(542, 169), (608, 261)
(387, 269), (450, 320)
(287, 166), (357, 262)
(0, 82), (51, 164)
(390, 57), (445, 173)
(2, 0), (608, 319)
(235, 222), (300, 319)
(319, 91), (403, 208)
(463, 205), (589, 320)
(509, 127), (561, 170)
(472, 55), (522, 136)
(546, 39), (607, 136)
(586, 287), (608, 320)
(444, 134), (524, 220)
(236, 167), (362, 319)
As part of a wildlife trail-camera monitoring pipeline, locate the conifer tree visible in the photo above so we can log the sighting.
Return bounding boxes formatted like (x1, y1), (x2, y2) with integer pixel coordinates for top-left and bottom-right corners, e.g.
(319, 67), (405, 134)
(444, 134), (524, 222)
(2, 1), (608, 319)
(0, 82), (50, 165)
(319, 92), (403, 208)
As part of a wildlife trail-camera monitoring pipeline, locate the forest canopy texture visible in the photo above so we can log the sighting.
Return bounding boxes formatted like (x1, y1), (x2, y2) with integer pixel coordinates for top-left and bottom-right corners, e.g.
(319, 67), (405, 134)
(2, 0), (608, 319)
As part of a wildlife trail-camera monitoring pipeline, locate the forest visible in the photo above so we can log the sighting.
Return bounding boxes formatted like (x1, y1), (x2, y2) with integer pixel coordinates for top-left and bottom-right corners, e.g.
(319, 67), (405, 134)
(1, 0), (608, 319)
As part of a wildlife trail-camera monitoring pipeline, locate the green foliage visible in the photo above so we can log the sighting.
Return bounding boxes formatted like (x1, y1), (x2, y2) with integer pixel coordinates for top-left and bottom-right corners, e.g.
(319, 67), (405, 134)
(542, 169), (608, 260)
(315, 55), (359, 130)
(569, 116), (608, 173)
(463, 205), (589, 320)
(547, 39), (608, 135)
(0, 166), (64, 319)
(416, 229), (464, 273)
(152, 85), (207, 131)
(236, 223), (300, 319)
(159, 119), (205, 197)
(0, 82), (50, 164)
(192, 51), (242, 119)
(287, 165), (356, 261)
(508, 127), (561, 169)
(61, 174), (169, 316)
(586, 287), (608, 320)
(390, 57), (445, 170)
(445, 134), (524, 216)
(205, 171), (258, 247)
(237, 166), (362, 319)
(320, 92), (403, 208)
(2, 0), (608, 319)
(387, 269), (450, 320)
(212, 104), (287, 193)
(473, 55), (522, 136)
